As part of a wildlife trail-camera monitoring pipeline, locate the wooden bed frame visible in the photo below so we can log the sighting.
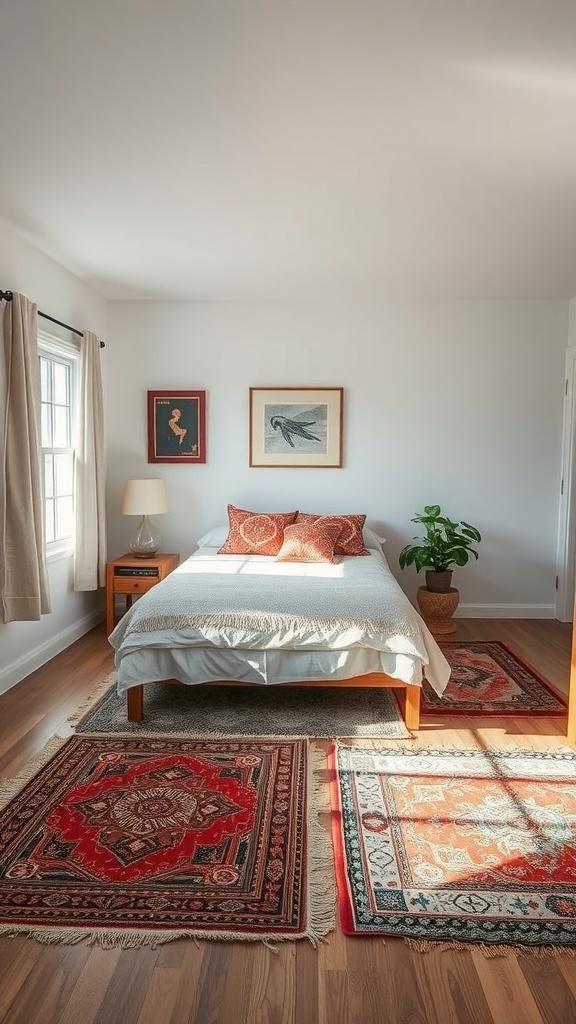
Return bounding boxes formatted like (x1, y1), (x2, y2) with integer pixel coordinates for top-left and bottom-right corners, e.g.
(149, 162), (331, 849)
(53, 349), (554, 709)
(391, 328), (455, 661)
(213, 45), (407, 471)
(125, 671), (421, 730)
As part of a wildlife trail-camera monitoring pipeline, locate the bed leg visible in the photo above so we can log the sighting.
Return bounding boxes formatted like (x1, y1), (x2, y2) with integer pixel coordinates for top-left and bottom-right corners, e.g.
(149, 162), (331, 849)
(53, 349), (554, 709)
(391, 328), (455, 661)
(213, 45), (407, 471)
(404, 685), (420, 731)
(127, 685), (144, 722)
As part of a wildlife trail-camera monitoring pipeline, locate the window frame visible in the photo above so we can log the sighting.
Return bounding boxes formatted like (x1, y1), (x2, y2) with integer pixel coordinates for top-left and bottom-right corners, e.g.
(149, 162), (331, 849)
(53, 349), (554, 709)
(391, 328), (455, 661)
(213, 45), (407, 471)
(38, 330), (79, 562)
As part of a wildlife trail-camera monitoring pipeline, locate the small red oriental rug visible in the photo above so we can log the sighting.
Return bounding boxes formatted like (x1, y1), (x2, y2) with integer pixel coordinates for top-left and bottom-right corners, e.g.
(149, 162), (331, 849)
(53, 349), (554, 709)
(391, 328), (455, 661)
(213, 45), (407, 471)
(422, 640), (567, 716)
(330, 744), (576, 947)
(0, 734), (334, 947)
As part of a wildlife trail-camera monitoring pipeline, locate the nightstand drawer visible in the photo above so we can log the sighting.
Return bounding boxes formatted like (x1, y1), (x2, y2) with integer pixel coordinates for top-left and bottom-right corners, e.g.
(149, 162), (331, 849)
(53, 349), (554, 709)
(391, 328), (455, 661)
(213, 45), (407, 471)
(106, 553), (180, 634)
(113, 576), (159, 595)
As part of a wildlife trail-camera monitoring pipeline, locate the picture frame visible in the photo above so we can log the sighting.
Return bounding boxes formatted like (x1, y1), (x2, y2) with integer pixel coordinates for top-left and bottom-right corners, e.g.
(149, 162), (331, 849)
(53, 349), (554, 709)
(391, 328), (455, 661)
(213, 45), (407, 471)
(147, 390), (206, 464)
(249, 387), (343, 468)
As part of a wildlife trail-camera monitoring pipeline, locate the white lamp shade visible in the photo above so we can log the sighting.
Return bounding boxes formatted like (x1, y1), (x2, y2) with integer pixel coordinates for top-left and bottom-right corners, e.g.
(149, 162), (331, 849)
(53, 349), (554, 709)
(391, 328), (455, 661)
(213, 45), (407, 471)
(121, 478), (169, 516)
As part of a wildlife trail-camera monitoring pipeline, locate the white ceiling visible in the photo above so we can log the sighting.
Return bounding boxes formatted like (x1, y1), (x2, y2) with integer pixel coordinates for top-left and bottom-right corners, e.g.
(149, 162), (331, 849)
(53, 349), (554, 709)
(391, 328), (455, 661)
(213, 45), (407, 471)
(2, 0), (576, 301)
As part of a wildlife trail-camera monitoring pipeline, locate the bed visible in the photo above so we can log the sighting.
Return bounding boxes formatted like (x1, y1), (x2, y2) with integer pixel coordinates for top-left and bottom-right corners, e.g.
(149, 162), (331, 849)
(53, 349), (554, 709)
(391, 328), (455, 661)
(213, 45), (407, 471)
(108, 521), (451, 731)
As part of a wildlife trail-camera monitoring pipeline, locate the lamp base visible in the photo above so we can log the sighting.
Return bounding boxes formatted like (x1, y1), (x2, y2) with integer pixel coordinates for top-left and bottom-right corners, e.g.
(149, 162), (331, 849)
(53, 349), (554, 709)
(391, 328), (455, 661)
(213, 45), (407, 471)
(129, 515), (161, 559)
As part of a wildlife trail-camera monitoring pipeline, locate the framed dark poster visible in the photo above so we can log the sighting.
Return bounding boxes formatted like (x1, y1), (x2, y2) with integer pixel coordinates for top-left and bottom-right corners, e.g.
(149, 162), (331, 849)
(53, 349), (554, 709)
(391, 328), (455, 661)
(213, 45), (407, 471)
(147, 390), (206, 463)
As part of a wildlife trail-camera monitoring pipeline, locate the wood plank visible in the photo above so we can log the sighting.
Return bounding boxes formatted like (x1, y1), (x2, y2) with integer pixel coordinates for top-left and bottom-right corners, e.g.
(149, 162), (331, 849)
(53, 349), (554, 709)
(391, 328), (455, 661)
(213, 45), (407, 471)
(470, 948), (546, 1024)
(192, 943), (233, 1024)
(319, 968), (349, 1024)
(555, 953), (576, 1003)
(346, 938), (431, 1024)
(57, 948), (122, 1024)
(218, 943), (268, 1024)
(408, 946), (494, 1024)
(517, 953), (576, 1024)
(295, 938), (317, 1024)
(1, 943), (92, 1024)
(165, 943), (204, 1024)
(318, 923), (348, 971)
(214, 943), (258, 1024)
(91, 947), (159, 1024)
(135, 967), (182, 1024)
(0, 938), (40, 1021)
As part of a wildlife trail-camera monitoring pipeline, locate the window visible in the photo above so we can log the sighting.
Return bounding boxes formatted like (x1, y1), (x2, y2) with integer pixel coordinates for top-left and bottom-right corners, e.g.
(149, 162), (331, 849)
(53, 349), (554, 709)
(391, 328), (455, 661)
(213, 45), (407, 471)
(39, 333), (79, 559)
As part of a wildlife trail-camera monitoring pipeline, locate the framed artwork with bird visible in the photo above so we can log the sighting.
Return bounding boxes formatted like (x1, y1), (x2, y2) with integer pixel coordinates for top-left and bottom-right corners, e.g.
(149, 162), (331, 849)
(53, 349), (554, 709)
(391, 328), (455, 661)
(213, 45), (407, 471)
(249, 387), (343, 467)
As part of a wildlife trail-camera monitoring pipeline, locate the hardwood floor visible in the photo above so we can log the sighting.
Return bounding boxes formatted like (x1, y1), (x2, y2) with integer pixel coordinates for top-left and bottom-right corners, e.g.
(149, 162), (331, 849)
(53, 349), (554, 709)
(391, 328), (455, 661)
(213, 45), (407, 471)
(0, 618), (574, 1024)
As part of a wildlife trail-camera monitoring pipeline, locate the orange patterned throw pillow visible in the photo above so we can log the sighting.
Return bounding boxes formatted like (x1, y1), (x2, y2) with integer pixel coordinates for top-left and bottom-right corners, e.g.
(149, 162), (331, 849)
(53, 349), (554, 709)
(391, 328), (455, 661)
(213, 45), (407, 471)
(296, 513), (370, 555)
(275, 521), (343, 563)
(218, 505), (298, 556)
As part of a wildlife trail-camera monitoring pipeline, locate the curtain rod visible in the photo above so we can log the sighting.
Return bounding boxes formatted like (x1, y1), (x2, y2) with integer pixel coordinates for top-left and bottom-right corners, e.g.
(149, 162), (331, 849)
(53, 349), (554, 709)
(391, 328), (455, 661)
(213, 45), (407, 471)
(0, 289), (105, 348)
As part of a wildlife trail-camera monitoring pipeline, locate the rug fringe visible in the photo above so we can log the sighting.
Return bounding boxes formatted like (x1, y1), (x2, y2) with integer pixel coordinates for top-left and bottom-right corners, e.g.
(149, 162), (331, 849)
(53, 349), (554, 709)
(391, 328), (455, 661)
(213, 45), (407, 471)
(405, 937), (576, 958)
(0, 737), (69, 811)
(0, 924), (318, 949)
(306, 744), (336, 945)
(78, 728), (316, 741)
(310, 742), (332, 815)
(67, 671), (116, 727)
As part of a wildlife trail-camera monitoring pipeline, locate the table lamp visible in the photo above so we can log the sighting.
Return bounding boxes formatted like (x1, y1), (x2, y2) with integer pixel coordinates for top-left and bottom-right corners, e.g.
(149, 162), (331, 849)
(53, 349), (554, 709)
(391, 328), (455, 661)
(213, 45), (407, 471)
(121, 478), (169, 557)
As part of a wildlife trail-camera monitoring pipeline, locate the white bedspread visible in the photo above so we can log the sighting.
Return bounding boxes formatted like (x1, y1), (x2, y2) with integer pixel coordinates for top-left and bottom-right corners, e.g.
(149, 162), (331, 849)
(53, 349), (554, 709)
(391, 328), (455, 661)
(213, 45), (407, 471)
(109, 548), (450, 696)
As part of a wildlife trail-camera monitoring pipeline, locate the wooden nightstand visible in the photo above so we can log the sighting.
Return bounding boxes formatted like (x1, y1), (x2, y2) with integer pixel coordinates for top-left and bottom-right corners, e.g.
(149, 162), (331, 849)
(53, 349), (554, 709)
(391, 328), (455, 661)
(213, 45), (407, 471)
(106, 552), (180, 634)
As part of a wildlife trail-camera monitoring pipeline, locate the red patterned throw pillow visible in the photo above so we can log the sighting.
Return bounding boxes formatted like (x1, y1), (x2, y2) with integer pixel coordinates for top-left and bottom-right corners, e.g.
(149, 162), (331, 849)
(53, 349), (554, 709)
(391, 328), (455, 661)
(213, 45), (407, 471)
(275, 521), (343, 563)
(296, 513), (369, 555)
(218, 505), (298, 556)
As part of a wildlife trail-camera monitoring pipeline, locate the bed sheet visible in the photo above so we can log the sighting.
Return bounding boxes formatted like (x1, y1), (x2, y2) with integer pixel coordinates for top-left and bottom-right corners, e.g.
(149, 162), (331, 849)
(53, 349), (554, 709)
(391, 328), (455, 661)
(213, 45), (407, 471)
(109, 547), (451, 696)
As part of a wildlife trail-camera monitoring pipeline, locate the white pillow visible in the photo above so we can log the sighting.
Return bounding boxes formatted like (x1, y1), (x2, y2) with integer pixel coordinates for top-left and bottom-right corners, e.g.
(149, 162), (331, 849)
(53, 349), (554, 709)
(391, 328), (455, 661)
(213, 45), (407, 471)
(196, 524), (385, 557)
(363, 527), (386, 552)
(198, 523), (386, 552)
(196, 525), (229, 549)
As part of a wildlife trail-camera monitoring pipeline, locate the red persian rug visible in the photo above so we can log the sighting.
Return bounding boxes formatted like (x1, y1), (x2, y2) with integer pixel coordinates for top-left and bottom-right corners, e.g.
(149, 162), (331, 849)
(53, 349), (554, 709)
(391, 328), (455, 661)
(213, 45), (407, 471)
(0, 734), (334, 946)
(330, 744), (576, 947)
(422, 640), (567, 716)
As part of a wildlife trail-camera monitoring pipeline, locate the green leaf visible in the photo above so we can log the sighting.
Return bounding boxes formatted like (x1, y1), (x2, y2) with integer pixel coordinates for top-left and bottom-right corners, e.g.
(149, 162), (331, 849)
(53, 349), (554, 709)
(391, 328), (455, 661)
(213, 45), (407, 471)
(450, 548), (469, 566)
(461, 522), (482, 542)
(399, 546), (417, 568)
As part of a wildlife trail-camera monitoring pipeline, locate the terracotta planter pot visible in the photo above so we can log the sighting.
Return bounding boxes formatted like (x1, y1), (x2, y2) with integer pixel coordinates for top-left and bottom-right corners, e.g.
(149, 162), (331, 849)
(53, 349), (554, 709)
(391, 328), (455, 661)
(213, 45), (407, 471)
(417, 586), (459, 635)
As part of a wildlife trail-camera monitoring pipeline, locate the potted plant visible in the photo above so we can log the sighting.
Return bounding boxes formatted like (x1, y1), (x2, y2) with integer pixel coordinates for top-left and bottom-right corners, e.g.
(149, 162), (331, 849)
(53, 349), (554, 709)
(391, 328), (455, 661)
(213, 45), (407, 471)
(399, 504), (481, 593)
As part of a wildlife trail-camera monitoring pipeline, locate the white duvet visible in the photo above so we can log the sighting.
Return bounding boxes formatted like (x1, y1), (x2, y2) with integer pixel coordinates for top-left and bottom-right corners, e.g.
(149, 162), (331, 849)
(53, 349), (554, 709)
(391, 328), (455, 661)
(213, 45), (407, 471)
(109, 547), (451, 696)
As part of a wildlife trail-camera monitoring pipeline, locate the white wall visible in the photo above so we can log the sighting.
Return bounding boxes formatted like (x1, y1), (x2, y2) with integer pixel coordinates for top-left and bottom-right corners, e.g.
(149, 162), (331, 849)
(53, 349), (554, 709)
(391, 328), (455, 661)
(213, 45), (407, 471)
(569, 298), (576, 347)
(0, 218), (108, 694)
(107, 298), (569, 616)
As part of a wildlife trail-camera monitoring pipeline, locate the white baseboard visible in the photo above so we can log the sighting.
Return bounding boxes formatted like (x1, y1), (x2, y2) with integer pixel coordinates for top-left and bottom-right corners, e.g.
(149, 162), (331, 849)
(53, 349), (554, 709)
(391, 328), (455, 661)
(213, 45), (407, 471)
(0, 610), (105, 697)
(456, 603), (556, 619)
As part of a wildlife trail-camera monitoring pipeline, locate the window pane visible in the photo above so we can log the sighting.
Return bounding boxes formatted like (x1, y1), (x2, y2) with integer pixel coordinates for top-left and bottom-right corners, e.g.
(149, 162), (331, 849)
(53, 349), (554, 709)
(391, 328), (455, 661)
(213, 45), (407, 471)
(45, 498), (55, 543)
(39, 343), (77, 553)
(53, 362), (69, 405)
(53, 406), (70, 447)
(56, 496), (74, 540)
(44, 454), (54, 498)
(41, 402), (52, 446)
(54, 453), (73, 496)
(40, 357), (51, 401)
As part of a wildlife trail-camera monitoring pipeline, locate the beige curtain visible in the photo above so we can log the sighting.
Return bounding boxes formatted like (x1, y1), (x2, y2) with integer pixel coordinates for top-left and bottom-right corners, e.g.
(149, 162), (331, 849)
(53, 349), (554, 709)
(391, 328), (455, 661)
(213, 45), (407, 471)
(74, 331), (106, 590)
(1, 293), (51, 621)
